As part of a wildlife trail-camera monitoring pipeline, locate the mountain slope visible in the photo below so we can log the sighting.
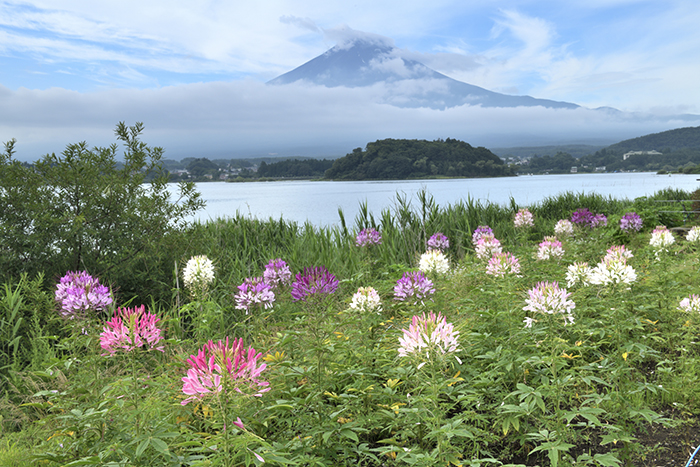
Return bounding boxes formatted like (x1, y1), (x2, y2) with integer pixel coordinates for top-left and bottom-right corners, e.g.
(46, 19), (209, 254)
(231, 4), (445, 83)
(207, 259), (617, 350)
(269, 39), (579, 110)
(605, 126), (700, 153)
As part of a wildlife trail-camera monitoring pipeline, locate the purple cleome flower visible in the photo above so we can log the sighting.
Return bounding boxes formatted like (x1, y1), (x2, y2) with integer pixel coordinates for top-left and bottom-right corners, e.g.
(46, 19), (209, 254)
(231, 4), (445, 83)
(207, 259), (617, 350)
(427, 232), (450, 251)
(394, 271), (435, 305)
(291, 266), (339, 301)
(472, 225), (493, 244)
(620, 212), (643, 233)
(263, 258), (292, 288)
(235, 277), (275, 314)
(55, 270), (112, 319)
(356, 228), (382, 247)
(571, 208), (607, 229)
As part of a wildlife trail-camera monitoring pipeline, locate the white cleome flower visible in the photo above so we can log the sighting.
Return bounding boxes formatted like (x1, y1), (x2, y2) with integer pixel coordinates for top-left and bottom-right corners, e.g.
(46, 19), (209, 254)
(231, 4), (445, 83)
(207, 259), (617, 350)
(419, 249), (450, 274)
(183, 255), (216, 293)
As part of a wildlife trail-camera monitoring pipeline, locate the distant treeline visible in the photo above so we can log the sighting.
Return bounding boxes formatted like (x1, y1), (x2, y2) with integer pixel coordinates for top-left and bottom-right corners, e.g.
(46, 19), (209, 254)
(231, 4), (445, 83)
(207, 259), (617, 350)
(258, 158), (334, 178)
(520, 125), (700, 174)
(324, 138), (513, 180)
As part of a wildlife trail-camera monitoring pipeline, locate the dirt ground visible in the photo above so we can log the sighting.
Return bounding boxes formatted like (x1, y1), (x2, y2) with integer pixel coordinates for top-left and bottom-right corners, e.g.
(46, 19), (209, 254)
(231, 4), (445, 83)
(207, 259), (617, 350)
(633, 419), (699, 466)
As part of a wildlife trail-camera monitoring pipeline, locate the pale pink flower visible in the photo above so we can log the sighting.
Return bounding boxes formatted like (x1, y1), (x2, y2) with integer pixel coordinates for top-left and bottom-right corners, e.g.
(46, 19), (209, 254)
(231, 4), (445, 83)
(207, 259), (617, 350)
(485, 252), (520, 276)
(514, 208), (534, 228)
(604, 245), (633, 262)
(650, 226), (675, 254)
(536, 236), (564, 260)
(181, 337), (269, 406)
(474, 234), (502, 260)
(349, 287), (382, 313)
(678, 294), (700, 313)
(100, 305), (164, 354)
(398, 311), (460, 366)
(554, 219), (574, 238)
(523, 281), (575, 326)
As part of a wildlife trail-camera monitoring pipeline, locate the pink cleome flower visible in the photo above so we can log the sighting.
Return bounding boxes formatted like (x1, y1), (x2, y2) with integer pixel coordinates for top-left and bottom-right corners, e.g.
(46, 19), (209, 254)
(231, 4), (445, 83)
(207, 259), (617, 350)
(181, 337), (270, 406)
(398, 311), (461, 366)
(100, 305), (164, 354)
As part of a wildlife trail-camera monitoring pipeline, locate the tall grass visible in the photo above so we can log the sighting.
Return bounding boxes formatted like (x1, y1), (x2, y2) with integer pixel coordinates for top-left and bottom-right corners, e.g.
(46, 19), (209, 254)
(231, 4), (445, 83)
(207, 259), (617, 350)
(178, 188), (694, 297)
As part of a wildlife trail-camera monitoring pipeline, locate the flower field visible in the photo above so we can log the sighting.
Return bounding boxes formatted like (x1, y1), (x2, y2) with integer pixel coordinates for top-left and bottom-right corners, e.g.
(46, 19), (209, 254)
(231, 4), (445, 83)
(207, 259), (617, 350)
(1, 189), (700, 466)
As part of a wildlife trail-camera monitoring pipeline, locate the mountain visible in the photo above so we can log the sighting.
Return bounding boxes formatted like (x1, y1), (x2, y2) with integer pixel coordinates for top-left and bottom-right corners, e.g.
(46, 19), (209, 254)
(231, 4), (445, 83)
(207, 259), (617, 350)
(268, 39), (580, 110)
(604, 125), (700, 153)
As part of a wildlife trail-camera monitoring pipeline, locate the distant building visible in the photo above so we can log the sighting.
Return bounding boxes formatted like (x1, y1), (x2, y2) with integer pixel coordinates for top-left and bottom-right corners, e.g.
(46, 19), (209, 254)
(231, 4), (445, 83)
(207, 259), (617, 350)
(623, 150), (661, 161)
(595, 166), (606, 172)
(570, 166), (578, 173)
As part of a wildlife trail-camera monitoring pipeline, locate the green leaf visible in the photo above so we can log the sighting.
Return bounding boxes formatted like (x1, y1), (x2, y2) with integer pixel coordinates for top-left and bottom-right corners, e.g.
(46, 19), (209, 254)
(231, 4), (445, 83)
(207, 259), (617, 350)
(150, 438), (169, 455)
(135, 439), (150, 457)
(340, 428), (359, 443)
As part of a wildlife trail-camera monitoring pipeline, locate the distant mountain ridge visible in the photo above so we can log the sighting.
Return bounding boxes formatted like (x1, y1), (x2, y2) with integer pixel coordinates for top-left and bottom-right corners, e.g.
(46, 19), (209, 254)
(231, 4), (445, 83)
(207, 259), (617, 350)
(604, 126), (700, 154)
(269, 39), (580, 110)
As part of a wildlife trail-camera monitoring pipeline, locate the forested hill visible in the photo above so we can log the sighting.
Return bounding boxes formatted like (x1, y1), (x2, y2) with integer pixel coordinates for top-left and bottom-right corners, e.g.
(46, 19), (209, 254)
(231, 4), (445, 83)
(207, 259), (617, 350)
(606, 125), (700, 153)
(323, 138), (513, 180)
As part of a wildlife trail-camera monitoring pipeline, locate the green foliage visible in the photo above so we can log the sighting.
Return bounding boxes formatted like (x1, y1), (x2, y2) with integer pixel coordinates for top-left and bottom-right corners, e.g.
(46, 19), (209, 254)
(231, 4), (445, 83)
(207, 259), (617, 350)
(258, 158), (335, 178)
(2, 181), (700, 466)
(0, 122), (204, 304)
(605, 125), (700, 153)
(324, 138), (513, 180)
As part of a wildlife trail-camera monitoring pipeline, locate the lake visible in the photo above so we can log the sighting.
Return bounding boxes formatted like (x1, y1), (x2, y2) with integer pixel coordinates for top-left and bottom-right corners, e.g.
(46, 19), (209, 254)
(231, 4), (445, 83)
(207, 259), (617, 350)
(180, 173), (700, 227)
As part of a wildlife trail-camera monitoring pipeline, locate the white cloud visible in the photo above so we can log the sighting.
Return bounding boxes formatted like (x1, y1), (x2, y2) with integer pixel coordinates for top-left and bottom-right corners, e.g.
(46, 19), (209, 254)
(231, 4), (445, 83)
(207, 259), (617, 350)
(1, 80), (696, 162)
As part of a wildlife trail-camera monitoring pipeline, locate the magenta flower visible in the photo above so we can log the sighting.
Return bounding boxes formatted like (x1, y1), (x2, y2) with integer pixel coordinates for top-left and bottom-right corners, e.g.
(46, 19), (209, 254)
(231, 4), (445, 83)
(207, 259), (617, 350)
(398, 311), (460, 367)
(472, 225), (493, 244)
(55, 270), (112, 319)
(290, 266), (339, 301)
(394, 271), (435, 305)
(181, 337), (270, 406)
(263, 258), (292, 288)
(356, 228), (382, 247)
(100, 305), (164, 354)
(523, 281), (575, 326)
(620, 212), (643, 232)
(570, 208), (594, 227)
(486, 252), (521, 276)
(427, 232), (450, 251)
(235, 277), (275, 314)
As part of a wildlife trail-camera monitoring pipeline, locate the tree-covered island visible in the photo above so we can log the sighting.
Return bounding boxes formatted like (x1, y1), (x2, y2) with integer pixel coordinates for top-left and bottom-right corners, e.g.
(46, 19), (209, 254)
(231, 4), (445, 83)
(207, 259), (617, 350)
(324, 138), (514, 180)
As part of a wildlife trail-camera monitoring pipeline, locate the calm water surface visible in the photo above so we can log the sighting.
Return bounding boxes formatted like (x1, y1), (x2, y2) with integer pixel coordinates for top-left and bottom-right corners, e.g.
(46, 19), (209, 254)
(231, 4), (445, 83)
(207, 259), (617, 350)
(181, 173), (700, 227)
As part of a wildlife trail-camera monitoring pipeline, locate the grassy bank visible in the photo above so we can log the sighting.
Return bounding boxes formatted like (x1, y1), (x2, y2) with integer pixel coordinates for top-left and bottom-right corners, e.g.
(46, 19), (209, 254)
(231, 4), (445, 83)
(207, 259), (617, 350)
(1, 188), (700, 466)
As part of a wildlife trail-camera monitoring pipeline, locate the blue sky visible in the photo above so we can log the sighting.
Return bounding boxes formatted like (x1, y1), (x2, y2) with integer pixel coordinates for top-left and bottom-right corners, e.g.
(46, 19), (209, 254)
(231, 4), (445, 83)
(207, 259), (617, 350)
(1, 0), (699, 160)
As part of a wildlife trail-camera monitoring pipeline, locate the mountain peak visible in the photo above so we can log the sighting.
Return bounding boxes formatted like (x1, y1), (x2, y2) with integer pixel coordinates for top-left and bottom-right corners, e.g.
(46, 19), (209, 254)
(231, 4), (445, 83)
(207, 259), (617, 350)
(269, 36), (580, 110)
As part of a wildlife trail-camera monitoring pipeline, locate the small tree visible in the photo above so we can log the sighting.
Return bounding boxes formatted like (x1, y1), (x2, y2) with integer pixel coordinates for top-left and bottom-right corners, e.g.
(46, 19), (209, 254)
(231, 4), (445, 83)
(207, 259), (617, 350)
(0, 122), (204, 304)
